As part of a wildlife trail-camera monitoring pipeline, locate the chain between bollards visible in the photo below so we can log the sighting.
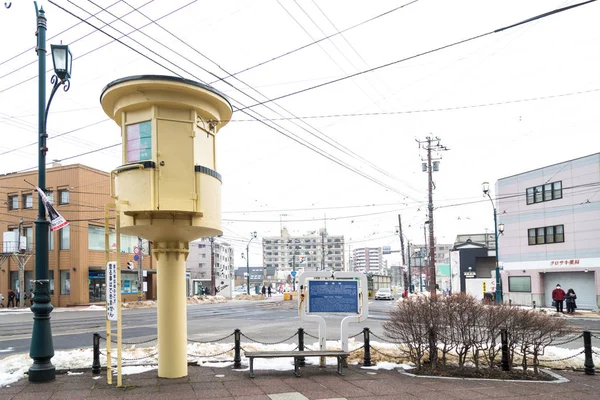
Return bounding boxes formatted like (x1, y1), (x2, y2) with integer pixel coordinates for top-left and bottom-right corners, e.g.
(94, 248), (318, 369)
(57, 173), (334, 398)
(92, 333), (101, 375)
(362, 327), (373, 366)
(297, 328), (306, 367)
(583, 330), (595, 375)
(233, 329), (242, 369)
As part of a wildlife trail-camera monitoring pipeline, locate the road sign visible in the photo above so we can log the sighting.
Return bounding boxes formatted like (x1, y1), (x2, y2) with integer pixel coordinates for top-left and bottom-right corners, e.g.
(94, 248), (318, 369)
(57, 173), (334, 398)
(134, 246), (140, 255)
(291, 271), (297, 277)
(106, 262), (117, 321)
(134, 255), (140, 261)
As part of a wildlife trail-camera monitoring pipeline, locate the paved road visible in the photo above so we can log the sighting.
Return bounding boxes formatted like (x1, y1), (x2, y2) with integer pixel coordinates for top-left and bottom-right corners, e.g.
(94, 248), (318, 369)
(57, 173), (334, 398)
(1, 297), (599, 360)
(0, 297), (397, 359)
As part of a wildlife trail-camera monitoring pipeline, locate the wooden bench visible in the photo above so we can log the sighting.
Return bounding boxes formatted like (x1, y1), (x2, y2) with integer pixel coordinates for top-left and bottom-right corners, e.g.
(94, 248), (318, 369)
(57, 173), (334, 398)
(244, 350), (349, 378)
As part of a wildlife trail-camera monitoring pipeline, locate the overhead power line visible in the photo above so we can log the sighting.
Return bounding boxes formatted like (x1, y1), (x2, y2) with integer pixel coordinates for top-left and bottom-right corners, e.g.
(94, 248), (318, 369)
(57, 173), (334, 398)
(47, 0), (420, 200)
(238, 0), (597, 111)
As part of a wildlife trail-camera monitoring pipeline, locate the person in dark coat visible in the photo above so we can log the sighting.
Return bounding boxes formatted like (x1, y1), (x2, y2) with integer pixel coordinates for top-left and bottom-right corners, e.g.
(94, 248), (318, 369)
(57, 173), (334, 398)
(261, 285), (266, 296)
(267, 285), (272, 297)
(7, 289), (15, 308)
(565, 288), (577, 313)
(552, 284), (566, 313)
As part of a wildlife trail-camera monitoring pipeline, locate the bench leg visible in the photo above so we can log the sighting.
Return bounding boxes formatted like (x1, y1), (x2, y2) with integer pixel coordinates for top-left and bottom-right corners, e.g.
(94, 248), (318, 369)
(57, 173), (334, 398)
(337, 356), (346, 376)
(249, 357), (255, 378)
(294, 357), (301, 377)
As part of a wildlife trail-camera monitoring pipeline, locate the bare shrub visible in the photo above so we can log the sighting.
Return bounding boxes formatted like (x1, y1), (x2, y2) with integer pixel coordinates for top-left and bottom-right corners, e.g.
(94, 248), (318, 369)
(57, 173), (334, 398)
(383, 297), (430, 369)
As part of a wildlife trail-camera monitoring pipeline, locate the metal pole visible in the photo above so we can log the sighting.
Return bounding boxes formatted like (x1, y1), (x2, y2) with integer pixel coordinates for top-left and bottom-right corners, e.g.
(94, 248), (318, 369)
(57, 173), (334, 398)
(297, 328), (305, 366)
(407, 241), (412, 293)
(583, 330), (595, 375)
(500, 329), (510, 371)
(362, 327), (373, 366)
(493, 207), (501, 303)
(30, 3), (55, 383)
(246, 244), (250, 295)
(137, 237), (143, 301)
(426, 138), (437, 297)
(419, 251), (423, 292)
(292, 251), (296, 291)
(233, 329), (242, 369)
(92, 333), (101, 375)
(210, 237), (216, 296)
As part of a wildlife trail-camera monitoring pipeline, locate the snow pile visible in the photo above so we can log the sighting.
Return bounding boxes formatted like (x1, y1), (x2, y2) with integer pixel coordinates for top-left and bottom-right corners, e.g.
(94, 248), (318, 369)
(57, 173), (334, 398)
(233, 294), (265, 301)
(187, 295), (228, 304)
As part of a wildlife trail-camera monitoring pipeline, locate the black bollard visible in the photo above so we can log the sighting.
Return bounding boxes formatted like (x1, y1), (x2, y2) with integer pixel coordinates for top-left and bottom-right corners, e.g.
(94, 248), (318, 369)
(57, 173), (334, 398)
(92, 333), (101, 375)
(233, 329), (242, 369)
(500, 329), (510, 371)
(509, 299), (512, 307)
(583, 330), (595, 375)
(532, 300), (536, 309)
(298, 328), (305, 367)
(363, 327), (373, 366)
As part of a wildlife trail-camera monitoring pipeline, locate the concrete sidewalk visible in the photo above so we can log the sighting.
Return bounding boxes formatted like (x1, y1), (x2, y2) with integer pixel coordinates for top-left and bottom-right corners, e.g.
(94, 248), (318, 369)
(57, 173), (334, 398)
(2, 364), (599, 400)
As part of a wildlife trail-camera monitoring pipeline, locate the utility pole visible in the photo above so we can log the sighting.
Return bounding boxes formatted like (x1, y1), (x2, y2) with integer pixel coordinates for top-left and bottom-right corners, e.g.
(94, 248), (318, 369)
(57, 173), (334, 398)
(417, 136), (449, 297)
(137, 237), (143, 301)
(321, 230), (325, 271)
(397, 215), (406, 266)
(210, 237), (216, 296)
(18, 218), (25, 308)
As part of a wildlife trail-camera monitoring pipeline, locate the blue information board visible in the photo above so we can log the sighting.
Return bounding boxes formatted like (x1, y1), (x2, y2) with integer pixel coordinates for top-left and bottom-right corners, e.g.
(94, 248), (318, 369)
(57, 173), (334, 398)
(308, 280), (358, 313)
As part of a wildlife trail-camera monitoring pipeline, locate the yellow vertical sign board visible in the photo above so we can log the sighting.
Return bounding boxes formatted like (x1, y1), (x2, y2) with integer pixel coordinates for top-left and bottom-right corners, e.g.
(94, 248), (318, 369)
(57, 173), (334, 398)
(482, 281), (487, 293)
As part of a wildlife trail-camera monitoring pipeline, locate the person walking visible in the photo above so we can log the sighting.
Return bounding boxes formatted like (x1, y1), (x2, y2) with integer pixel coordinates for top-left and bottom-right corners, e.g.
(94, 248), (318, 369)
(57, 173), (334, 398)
(7, 289), (15, 308)
(267, 285), (272, 297)
(552, 284), (566, 313)
(261, 285), (266, 296)
(565, 288), (577, 314)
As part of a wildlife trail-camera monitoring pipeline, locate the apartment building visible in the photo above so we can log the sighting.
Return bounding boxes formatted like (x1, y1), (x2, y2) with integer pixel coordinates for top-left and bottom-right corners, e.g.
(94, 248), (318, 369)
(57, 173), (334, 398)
(497, 153), (600, 309)
(262, 229), (345, 273)
(352, 247), (384, 273)
(0, 164), (155, 306)
(186, 237), (234, 297)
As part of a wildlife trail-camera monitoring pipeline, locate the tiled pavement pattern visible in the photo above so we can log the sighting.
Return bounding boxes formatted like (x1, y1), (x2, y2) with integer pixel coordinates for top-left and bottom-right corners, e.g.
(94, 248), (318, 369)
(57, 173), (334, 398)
(1, 364), (599, 400)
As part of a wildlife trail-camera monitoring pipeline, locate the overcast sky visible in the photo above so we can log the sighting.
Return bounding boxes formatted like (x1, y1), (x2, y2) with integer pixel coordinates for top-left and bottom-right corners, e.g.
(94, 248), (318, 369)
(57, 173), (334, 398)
(0, 0), (598, 266)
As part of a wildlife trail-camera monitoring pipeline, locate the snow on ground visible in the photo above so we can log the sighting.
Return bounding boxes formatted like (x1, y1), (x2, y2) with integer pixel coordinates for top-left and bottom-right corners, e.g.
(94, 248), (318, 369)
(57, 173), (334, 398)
(2, 339), (599, 388)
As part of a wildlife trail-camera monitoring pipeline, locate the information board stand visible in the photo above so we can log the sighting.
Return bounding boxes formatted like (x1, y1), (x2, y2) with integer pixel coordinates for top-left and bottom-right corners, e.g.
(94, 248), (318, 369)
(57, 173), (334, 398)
(297, 271), (368, 364)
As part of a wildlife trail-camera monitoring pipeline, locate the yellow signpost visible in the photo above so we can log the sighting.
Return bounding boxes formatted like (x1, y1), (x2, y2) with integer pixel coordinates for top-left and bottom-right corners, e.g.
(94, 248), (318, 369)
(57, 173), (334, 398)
(100, 76), (232, 379)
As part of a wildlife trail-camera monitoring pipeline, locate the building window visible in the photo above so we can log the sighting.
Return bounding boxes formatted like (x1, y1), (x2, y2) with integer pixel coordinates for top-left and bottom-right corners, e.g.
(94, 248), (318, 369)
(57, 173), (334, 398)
(88, 225), (104, 250)
(49, 227), (54, 251)
(24, 226), (33, 251)
(46, 191), (54, 204)
(8, 195), (18, 210)
(23, 193), (33, 209)
(509, 276), (531, 292)
(526, 188), (534, 205)
(527, 225), (564, 245)
(59, 225), (70, 250)
(526, 181), (562, 205)
(61, 270), (71, 295)
(59, 189), (69, 205)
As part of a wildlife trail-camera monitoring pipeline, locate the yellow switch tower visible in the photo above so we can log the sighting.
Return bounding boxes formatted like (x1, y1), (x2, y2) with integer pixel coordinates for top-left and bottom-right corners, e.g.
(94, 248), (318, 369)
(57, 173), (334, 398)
(100, 75), (232, 378)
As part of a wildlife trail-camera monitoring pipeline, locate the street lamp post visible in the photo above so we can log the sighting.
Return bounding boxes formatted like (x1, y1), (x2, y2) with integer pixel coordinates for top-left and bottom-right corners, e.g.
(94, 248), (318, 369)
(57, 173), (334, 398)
(30, 3), (73, 383)
(246, 232), (257, 295)
(415, 249), (424, 292)
(482, 182), (504, 303)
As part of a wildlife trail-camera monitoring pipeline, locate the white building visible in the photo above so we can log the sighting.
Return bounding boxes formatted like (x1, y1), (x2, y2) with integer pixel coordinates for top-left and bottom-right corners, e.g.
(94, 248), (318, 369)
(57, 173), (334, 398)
(262, 228), (345, 273)
(186, 237), (234, 297)
(497, 153), (600, 309)
(352, 247), (384, 273)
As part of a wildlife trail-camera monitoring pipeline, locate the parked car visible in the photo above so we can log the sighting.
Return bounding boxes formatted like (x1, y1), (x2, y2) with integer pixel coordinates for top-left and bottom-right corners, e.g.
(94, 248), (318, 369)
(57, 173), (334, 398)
(375, 287), (394, 300)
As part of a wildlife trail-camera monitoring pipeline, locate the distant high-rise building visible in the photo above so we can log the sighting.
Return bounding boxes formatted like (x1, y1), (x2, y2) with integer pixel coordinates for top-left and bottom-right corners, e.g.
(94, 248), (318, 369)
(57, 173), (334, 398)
(262, 228), (345, 273)
(352, 247), (384, 274)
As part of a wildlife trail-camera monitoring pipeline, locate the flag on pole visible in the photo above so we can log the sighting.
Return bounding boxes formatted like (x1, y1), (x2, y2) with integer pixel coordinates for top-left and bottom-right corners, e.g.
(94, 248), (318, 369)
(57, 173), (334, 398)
(35, 186), (69, 232)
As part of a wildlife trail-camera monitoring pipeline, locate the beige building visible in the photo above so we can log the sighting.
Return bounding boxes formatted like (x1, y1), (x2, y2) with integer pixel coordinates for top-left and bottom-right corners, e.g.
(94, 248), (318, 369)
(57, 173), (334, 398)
(262, 228), (345, 274)
(0, 164), (156, 306)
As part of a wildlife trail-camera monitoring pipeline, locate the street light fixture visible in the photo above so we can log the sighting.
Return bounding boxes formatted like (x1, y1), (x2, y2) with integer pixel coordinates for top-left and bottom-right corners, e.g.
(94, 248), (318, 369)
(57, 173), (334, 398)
(246, 232), (257, 295)
(482, 181), (503, 303)
(30, 4), (73, 383)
